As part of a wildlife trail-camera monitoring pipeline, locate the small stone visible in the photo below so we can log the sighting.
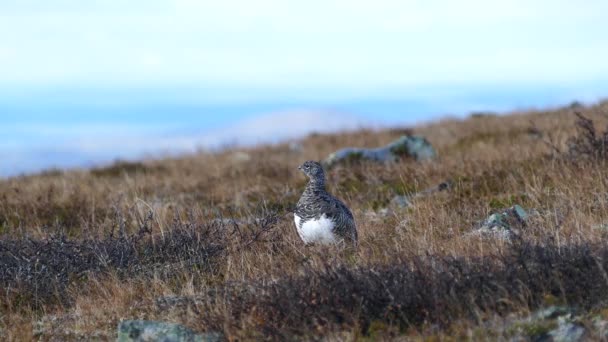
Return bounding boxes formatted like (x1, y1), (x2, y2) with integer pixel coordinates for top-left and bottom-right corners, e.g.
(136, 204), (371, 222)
(117, 320), (221, 342)
(592, 223), (608, 231)
(378, 208), (391, 216)
(288, 142), (303, 153)
(592, 317), (608, 337)
(534, 306), (573, 320)
(230, 151), (251, 163)
(548, 317), (586, 342)
(484, 213), (508, 229)
(390, 195), (411, 208)
(569, 101), (584, 109)
(470, 111), (497, 118)
(511, 205), (528, 221)
(365, 209), (391, 222)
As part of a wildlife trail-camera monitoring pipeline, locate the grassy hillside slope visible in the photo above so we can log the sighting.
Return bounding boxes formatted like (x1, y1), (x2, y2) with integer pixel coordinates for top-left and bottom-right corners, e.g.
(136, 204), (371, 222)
(1, 101), (608, 340)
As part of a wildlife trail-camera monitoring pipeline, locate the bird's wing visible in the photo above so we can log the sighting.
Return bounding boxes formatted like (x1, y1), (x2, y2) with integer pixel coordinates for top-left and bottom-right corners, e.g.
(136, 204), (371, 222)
(296, 194), (333, 220)
(296, 191), (355, 226)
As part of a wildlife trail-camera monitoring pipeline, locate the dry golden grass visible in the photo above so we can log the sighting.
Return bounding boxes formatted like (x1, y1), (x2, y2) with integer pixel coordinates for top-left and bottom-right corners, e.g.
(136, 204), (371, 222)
(1, 100), (608, 340)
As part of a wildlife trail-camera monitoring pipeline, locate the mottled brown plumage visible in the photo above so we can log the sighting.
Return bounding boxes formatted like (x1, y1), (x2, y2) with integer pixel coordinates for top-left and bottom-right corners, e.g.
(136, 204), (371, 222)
(294, 161), (357, 245)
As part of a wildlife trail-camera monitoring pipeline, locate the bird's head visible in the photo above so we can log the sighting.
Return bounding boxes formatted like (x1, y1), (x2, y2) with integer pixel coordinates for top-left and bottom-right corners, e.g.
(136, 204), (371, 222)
(298, 160), (325, 182)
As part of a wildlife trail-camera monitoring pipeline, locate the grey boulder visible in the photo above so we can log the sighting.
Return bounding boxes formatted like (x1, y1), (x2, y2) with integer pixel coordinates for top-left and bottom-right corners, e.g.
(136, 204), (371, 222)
(117, 320), (221, 342)
(323, 135), (436, 168)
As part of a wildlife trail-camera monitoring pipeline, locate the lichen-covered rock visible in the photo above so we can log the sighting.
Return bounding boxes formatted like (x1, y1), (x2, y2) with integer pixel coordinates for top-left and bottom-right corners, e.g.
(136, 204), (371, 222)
(117, 320), (221, 342)
(471, 205), (528, 239)
(535, 306), (574, 320)
(508, 306), (587, 342)
(322, 135), (436, 168)
(593, 317), (608, 338)
(549, 316), (586, 342)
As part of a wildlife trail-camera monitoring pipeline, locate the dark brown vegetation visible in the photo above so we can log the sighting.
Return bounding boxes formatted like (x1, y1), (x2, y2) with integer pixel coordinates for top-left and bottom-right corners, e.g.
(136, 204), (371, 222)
(567, 111), (608, 160)
(1, 100), (608, 340)
(0, 211), (278, 310)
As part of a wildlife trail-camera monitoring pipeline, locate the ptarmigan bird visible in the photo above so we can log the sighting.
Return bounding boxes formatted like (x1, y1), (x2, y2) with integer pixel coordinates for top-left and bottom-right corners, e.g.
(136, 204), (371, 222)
(294, 160), (358, 246)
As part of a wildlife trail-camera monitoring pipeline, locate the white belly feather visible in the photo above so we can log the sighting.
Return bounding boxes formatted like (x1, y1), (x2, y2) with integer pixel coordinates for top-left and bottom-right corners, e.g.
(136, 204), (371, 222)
(294, 213), (337, 244)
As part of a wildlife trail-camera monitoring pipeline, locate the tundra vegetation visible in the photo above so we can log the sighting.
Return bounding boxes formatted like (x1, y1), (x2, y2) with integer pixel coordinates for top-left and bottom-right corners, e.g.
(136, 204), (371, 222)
(1, 101), (608, 340)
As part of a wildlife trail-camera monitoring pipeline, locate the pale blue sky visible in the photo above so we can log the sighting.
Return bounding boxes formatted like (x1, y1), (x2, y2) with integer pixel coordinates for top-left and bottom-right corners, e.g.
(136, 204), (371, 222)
(1, 0), (608, 176)
(1, 0), (608, 89)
